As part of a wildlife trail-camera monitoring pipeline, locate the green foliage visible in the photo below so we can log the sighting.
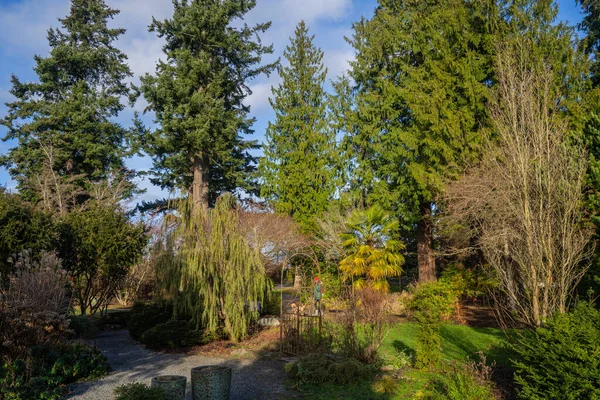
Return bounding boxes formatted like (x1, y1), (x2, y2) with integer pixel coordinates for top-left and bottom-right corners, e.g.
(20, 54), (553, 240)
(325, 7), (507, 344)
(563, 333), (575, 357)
(128, 300), (174, 341)
(410, 281), (458, 369)
(114, 383), (166, 400)
(510, 301), (600, 400)
(0, 343), (109, 400)
(577, 0), (600, 88)
(439, 263), (495, 299)
(68, 315), (99, 339)
(339, 205), (405, 292)
(160, 195), (271, 342)
(1, 0), (137, 203)
(427, 367), (494, 400)
(372, 374), (400, 394)
(139, 0), (276, 205)
(260, 290), (281, 316)
(57, 205), (147, 315)
(0, 191), (55, 280)
(284, 354), (377, 386)
(259, 21), (338, 231)
(342, 0), (496, 223)
(141, 320), (202, 349)
(580, 113), (600, 296)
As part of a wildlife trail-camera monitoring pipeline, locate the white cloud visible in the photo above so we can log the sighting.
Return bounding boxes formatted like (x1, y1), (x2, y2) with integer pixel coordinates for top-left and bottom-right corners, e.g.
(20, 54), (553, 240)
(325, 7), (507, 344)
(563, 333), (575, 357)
(0, 0), (69, 55)
(0, 0), (361, 203)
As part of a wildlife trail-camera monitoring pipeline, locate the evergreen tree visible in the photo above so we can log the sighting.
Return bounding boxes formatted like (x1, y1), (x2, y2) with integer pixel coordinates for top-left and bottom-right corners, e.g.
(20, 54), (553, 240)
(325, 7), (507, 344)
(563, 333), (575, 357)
(259, 21), (337, 230)
(1, 0), (135, 208)
(139, 0), (276, 211)
(578, 0), (600, 88)
(345, 0), (498, 282)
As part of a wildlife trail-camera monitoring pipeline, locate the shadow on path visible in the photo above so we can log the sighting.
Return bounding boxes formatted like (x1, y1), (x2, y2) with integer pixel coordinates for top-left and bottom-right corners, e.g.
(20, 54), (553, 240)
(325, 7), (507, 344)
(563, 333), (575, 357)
(66, 330), (291, 400)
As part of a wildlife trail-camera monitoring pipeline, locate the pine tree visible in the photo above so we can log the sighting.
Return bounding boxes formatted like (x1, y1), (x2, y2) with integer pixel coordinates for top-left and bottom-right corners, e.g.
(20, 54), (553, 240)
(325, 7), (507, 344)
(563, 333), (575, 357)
(139, 0), (276, 211)
(259, 21), (337, 230)
(345, 0), (498, 282)
(1, 0), (135, 209)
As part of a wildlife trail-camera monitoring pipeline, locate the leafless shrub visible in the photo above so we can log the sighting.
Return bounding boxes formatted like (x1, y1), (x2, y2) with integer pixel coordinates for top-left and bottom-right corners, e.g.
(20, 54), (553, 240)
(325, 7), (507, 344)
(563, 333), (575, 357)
(331, 288), (391, 364)
(0, 250), (71, 361)
(443, 37), (594, 326)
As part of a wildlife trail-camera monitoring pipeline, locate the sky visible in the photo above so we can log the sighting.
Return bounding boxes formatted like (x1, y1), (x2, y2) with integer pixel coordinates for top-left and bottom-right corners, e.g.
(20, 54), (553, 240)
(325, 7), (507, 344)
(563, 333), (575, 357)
(0, 0), (585, 205)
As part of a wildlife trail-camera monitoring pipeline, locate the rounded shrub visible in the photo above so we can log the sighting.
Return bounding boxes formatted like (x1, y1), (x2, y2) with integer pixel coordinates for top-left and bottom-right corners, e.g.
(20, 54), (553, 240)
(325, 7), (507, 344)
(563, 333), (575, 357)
(510, 301), (600, 400)
(285, 354), (377, 385)
(128, 300), (174, 341)
(68, 315), (99, 338)
(141, 320), (202, 349)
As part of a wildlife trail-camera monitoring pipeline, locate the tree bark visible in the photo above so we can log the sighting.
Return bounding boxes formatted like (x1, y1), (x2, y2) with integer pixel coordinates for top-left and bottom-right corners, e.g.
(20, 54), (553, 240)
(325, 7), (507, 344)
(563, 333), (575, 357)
(417, 202), (436, 283)
(192, 154), (210, 212)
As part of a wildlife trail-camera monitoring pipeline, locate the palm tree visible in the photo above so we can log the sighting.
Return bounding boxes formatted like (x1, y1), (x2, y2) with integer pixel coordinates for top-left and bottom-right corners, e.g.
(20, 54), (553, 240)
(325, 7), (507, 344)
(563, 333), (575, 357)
(339, 205), (405, 292)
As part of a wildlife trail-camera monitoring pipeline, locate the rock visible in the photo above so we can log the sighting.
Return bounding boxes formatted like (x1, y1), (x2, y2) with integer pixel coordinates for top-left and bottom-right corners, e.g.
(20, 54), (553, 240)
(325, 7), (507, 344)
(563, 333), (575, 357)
(380, 365), (395, 372)
(258, 317), (280, 327)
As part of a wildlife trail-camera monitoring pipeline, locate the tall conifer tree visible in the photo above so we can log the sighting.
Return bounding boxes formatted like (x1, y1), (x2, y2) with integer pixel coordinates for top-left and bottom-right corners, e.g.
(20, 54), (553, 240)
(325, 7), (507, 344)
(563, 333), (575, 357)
(1, 0), (135, 207)
(345, 0), (498, 282)
(259, 21), (337, 230)
(139, 0), (276, 211)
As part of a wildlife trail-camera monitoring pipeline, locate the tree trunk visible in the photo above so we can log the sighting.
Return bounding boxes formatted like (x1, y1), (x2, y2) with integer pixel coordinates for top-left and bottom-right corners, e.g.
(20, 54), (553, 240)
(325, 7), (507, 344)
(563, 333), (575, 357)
(192, 154), (210, 211)
(417, 202), (436, 283)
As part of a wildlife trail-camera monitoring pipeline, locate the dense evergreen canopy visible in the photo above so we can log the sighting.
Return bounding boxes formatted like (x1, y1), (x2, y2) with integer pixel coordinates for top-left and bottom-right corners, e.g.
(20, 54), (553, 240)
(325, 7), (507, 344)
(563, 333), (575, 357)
(260, 21), (338, 231)
(139, 0), (276, 210)
(343, 0), (498, 281)
(1, 0), (135, 206)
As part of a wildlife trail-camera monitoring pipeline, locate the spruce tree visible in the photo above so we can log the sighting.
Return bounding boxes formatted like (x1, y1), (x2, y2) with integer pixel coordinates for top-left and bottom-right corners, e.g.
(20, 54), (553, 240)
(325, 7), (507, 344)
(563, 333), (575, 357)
(139, 0), (276, 211)
(345, 0), (498, 282)
(259, 21), (337, 230)
(1, 0), (135, 208)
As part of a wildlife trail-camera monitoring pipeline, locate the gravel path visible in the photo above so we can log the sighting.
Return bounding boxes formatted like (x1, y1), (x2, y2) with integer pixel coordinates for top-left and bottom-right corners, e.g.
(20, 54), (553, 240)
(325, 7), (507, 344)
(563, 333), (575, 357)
(66, 330), (291, 400)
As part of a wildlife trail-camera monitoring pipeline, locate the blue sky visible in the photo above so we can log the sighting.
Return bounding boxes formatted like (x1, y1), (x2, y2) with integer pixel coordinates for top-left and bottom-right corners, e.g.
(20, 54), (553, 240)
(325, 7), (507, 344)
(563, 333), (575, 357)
(0, 0), (584, 205)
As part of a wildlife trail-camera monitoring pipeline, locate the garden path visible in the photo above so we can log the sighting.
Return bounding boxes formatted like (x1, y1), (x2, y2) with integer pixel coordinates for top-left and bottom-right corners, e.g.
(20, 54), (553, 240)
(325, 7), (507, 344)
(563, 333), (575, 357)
(66, 330), (291, 400)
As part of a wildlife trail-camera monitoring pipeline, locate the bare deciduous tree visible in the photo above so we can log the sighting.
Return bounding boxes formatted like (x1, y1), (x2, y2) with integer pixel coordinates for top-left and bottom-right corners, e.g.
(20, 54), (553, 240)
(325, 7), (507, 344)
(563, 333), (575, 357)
(444, 38), (594, 326)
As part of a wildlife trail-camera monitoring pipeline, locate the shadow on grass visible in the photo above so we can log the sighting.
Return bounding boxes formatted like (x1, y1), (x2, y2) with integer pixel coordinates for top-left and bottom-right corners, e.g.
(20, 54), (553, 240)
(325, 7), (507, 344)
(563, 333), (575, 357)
(439, 325), (514, 367)
(391, 339), (416, 360)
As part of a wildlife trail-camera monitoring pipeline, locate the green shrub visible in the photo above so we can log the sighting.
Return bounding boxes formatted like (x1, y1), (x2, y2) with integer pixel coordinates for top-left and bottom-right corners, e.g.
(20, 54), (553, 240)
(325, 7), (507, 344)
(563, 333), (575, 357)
(372, 375), (401, 394)
(114, 382), (166, 400)
(285, 354), (377, 386)
(0, 343), (110, 400)
(102, 309), (131, 327)
(128, 300), (174, 341)
(409, 281), (458, 369)
(261, 291), (281, 316)
(141, 320), (202, 349)
(510, 301), (600, 400)
(68, 315), (99, 338)
(427, 369), (494, 400)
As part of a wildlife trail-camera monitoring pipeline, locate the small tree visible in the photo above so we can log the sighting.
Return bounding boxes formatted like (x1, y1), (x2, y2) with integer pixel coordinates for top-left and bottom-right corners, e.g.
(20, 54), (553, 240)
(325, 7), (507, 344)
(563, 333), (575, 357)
(0, 190), (55, 282)
(445, 37), (593, 326)
(58, 205), (147, 315)
(159, 194), (271, 342)
(339, 205), (404, 292)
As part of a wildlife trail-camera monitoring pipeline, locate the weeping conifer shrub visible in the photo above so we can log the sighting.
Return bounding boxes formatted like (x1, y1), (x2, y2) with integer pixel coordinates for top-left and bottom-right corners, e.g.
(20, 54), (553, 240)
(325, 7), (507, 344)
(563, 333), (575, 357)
(158, 194), (271, 342)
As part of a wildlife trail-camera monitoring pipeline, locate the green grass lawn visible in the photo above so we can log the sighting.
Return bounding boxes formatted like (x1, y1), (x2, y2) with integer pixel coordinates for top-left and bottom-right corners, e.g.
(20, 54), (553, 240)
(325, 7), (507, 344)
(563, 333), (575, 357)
(380, 323), (513, 367)
(295, 322), (513, 399)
